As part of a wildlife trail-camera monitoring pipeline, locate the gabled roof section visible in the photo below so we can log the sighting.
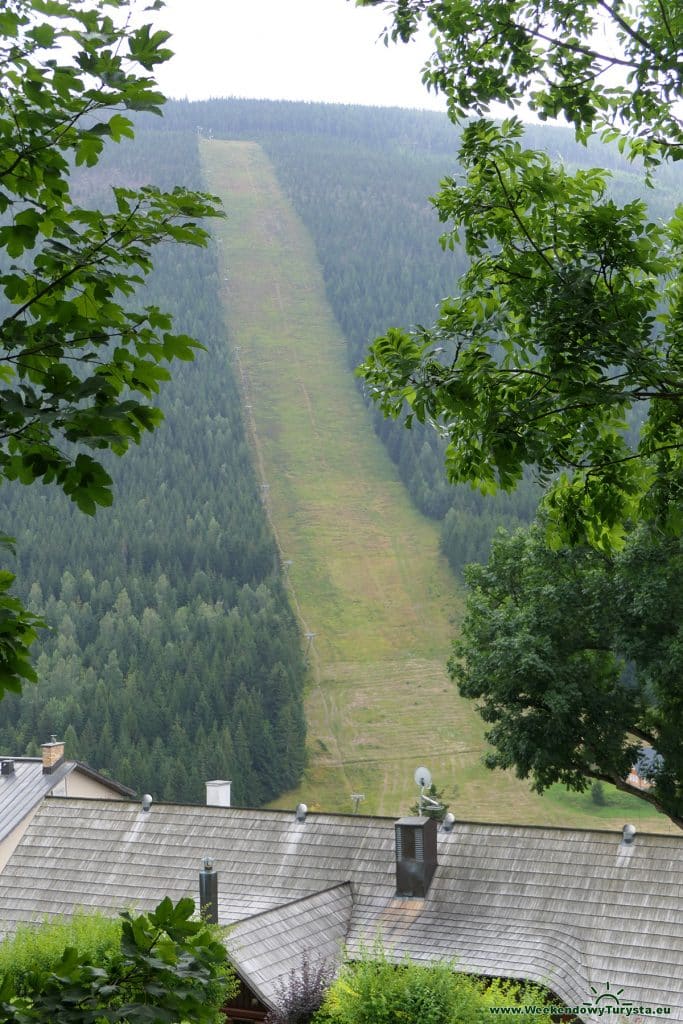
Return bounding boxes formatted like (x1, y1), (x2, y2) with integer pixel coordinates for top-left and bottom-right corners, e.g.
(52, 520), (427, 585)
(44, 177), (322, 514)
(0, 760), (134, 842)
(70, 762), (135, 798)
(0, 760), (72, 842)
(228, 883), (352, 1010)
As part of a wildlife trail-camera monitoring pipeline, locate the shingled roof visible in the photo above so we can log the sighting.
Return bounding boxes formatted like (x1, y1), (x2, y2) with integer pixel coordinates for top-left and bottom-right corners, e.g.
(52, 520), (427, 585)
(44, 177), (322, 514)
(0, 758), (134, 844)
(228, 883), (352, 1008)
(0, 798), (680, 1020)
(0, 759), (74, 844)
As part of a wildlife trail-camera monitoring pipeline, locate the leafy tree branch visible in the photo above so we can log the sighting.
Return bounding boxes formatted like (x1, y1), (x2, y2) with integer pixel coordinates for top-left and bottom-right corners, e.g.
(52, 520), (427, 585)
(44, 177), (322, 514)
(0, 0), (223, 699)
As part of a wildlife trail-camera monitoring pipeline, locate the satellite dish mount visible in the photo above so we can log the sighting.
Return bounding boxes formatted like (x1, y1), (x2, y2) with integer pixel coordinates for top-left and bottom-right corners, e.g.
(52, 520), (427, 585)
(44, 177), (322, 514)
(413, 765), (444, 817)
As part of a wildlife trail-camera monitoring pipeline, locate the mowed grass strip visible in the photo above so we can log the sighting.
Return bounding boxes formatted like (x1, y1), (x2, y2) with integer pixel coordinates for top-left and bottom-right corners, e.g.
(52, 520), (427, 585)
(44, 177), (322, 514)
(200, 139), (672, 832)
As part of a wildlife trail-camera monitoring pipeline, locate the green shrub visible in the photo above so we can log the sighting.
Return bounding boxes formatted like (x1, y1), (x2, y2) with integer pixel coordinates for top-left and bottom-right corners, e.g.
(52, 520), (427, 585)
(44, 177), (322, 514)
(314, 946), (472, 1024)
(0, 898), (237, 1024)
(0, 911), (122, 996)
(477, 976), (554, 1019)
(313, 945), (553, 1024)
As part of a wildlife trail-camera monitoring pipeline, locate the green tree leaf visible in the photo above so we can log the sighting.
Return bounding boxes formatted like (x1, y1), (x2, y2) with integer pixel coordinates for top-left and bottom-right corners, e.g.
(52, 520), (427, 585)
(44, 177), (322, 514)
(451, 521), (683, 829)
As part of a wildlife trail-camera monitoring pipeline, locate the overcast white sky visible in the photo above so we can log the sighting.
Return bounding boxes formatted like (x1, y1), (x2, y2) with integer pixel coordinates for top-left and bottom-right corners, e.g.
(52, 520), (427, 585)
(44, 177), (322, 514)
(150, 0), (446, 112)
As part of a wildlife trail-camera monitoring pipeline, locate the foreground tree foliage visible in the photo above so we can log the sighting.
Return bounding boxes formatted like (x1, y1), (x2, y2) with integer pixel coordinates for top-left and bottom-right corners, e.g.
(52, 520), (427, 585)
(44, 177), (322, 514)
(0, 897), (236, 1023)
(0, 0), (221, 698)
(358, 0), (683, 549)
(452, 522), (683, 829)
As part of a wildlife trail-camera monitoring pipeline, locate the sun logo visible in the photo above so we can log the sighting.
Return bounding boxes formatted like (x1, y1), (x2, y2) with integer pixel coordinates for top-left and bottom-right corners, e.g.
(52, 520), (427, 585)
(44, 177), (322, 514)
(590, 981), (633, 1007)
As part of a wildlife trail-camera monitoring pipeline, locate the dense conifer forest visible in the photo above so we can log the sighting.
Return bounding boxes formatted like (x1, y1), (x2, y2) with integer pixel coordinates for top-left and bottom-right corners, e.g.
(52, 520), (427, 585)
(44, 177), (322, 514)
(156, 100), (540, 572)
(2, 98), (678, 802)
(0, 127), (306, 804)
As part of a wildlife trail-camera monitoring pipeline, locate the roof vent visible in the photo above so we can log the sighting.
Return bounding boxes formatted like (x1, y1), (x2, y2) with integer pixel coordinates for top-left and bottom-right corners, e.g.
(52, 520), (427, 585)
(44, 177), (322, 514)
(1, 759), (15, 776)
(141, 794), (153, 812)
(441, 812), (455, 832)
(622, 823), (637, 844)
(395, 815), (438, 898)
(295, 802), (307, 822)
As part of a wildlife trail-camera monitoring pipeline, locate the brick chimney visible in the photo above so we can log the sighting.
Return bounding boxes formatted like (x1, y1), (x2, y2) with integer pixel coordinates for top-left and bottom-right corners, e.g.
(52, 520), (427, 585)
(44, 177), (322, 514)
(395, 816), (438, 898)
(41, 736), (65, 774)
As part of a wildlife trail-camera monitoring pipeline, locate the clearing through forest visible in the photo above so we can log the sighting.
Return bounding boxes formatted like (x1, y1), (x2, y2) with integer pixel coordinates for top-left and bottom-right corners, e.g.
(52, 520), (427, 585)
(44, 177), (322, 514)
(200, 138), (670, 830)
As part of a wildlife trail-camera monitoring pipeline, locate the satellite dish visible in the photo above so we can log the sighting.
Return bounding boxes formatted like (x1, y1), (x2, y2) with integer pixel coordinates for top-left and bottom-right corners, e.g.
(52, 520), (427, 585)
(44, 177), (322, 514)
(414, 766), (432, 789)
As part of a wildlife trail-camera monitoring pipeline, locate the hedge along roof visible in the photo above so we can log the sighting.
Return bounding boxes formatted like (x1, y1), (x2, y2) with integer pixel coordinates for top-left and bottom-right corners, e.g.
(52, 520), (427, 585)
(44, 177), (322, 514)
(0, 798), (680, 1019)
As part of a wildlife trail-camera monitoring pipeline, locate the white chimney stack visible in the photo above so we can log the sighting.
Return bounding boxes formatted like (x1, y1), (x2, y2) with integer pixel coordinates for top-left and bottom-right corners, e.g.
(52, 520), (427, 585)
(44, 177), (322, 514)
(206, 780), (231, 807)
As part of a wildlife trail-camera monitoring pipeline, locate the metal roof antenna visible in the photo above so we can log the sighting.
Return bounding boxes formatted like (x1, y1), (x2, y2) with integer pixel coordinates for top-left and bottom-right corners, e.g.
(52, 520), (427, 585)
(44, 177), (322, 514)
(141, 794), (153, 812)
(414, 766), (447, 818)
(414, 765), (440, 817)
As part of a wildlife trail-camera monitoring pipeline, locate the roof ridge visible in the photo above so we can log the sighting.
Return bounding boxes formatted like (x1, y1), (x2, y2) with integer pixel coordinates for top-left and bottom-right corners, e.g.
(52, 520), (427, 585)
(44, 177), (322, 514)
(230, 881), (352, 927)
(41, 797), (683, 839)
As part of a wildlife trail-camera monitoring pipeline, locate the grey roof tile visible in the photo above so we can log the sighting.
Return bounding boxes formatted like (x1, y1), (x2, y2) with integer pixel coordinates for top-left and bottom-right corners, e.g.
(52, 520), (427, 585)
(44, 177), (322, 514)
(0, 758), (134, 845)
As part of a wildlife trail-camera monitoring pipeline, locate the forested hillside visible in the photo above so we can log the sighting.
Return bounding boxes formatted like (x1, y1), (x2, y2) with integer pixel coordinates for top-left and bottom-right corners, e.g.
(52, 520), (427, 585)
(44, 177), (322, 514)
(164, 99), (681, 573)
(0, 128), (306, 804)
(2, 97), (679, 808)
(152, 102), (622, 573)
(164, 101), (497, 571)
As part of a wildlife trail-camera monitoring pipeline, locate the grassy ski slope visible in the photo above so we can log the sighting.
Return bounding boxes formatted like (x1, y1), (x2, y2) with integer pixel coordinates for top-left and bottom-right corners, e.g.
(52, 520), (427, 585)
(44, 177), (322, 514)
(200, 138), (672, 832)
